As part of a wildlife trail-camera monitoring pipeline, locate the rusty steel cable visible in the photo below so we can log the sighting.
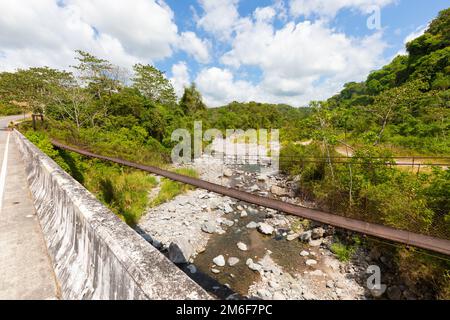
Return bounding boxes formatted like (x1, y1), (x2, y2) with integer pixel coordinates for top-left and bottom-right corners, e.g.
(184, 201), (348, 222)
(51, 140), (450, 256)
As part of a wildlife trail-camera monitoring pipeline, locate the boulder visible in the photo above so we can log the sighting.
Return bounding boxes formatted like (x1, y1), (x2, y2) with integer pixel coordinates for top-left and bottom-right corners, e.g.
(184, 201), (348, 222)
(223, 168), (233, 177)
(221, 219), (235, 227)
(228, 257), (240, 267)
(237, 242), (248, 251)
(246, 221), (259, 229)
(168, 239), (194, 264)
(213, 255), (226, 267)
(187, 264), (197, 274)
(246, 259), (262, 272)
(311, 227), (325, 239)
(201, 221), (217, 234)
(305, 259), (317, 266)
(309, 239), (323, 247)
(223, 203), (234, 214)
(299, 230), (312, 242)
(257, 289), (272, 300)
(310, 270), (324, 276)
(258, 222), (274, 235)
(270, 185), (290, 197)
(286, 233), (300, 241)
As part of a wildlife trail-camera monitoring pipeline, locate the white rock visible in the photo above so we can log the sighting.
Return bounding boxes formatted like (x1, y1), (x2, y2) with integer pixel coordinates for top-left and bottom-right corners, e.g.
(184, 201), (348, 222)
(300, 250), (310, 257)
(221, 219), (234, 227)
(223, 168), (233, 177)
(287, 233), (300, 241)
(310, 270), (324, 276)
(237, 242), (248, 251)
(201, 221), (216, 234)
(272, 292), (285, 300)
(246, 221), (259, 229)
(223, 203), (233, 214)
(270, 185), (290, 197)
(187, 264), (197, 274)
(168, 239), (194, 264)
(258, 222), (274, 235)
(269, 281), (280, 289)
(213, 255), (226, 267)
(211, 268), (221, 274)
(228, 257), (240, 267)
(257, 289), (272, 300)
(306, 259), (318, 266)
(311, 227), (325, 239)
(309, 239), (323, 247)
(302, 292), (316, 300)
(245, 258), (263, 271)
(240, 210), (248, 218)
(299, 230), (312, 242)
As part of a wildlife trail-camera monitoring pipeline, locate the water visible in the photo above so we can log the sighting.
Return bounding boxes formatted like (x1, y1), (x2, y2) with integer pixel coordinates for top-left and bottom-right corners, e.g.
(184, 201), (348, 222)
(190, 201), (307, 297)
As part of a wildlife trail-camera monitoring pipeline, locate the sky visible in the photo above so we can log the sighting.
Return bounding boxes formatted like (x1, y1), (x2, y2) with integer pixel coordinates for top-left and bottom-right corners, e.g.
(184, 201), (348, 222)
(0, 0), (449, 107)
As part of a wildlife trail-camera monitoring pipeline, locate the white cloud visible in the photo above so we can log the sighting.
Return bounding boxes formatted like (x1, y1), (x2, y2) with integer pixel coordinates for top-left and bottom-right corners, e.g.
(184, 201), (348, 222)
(289, 0), (395, 18)
(196, 0), (241, 40)
(394, 24), (428, 57)
(170, 61), (191, 97)
(403, 24), (427, 45)
(0, 0), (206, 72)
(177, 32), (211, 63)
(212, 15), (387, 107)
(195, 67), (258, 106)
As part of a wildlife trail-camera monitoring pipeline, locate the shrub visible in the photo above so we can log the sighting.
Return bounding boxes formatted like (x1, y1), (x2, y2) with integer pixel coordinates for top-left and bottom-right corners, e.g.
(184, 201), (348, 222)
(330, 241), (356, 262)
(151, 168), (198, 207)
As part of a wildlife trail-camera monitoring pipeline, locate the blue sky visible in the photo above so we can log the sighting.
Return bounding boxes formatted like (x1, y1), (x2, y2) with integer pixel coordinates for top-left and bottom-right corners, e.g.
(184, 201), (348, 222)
(0, 0), (449, 107)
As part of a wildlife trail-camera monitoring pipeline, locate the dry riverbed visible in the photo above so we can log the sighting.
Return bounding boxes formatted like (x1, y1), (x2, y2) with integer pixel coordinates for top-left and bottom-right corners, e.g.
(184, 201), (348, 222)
(136, 140), (422, 300)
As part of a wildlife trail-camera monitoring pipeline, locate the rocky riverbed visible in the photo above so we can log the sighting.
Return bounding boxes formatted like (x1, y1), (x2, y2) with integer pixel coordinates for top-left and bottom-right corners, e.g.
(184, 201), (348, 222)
(136, 139), (425, 300)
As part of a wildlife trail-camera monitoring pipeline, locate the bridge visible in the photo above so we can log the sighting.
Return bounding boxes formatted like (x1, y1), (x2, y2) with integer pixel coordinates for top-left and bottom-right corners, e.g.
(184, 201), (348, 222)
(0, 115), (210, 300)
(0, 115), (449, 300)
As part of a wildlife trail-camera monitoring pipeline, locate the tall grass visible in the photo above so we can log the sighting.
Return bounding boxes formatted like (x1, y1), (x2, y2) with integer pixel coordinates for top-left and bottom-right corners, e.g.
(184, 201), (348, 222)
(151, 168), (198, 207)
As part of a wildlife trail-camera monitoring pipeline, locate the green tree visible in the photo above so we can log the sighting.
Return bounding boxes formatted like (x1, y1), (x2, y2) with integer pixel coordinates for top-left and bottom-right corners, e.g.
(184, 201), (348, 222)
(132, 63), (176, 106)
(0, 67), (73, 114)
(72, 50), (122, 99)
(179, 82), (206, 114)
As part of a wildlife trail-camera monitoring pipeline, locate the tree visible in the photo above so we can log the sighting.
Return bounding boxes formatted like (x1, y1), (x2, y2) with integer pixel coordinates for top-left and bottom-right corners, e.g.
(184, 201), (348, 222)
(72, 50), (122, 99)
(367, 80), (425, 145)
(132, 63), (176, 106)
(179, 82), (206, 114)
(0, 67), (73, 114)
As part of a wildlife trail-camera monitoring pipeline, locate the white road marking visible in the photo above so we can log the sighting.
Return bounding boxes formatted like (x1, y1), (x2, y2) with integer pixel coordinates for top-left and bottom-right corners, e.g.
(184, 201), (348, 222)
(0, 132), (11, 213)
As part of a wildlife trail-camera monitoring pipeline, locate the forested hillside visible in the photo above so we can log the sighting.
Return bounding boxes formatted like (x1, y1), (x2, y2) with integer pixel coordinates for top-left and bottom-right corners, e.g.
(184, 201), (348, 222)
(278, 9), (450, 299)
(0, 7), (449, 300)
(325, 8), (449, 154)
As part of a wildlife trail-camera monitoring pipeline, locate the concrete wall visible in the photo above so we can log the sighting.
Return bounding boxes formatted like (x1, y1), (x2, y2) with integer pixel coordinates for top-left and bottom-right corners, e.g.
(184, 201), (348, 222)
(13, 130), (210, 300)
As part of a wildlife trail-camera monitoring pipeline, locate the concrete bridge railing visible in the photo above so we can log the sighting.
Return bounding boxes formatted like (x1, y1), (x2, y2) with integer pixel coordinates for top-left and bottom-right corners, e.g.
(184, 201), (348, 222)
(13, 129), (210, 300)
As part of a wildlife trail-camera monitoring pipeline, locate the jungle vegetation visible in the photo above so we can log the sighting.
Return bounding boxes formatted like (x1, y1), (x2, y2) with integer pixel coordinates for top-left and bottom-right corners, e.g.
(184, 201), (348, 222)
(1, 7), (449, 300)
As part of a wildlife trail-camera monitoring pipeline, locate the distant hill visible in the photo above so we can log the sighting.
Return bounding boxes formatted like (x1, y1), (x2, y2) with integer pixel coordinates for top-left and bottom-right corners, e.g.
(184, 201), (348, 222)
(326, 8), (449, 154)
